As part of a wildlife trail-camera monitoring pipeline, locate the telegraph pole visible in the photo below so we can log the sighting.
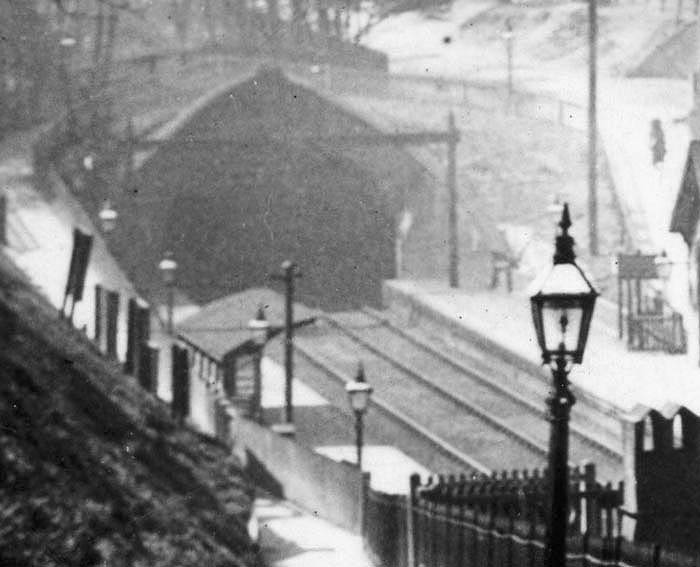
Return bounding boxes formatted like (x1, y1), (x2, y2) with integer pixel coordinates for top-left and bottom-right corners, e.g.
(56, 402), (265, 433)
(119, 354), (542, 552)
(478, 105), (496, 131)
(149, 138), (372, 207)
(588, 0), (599, 255)
(447, 112), (460, 287)
(272, 260), (301, 427)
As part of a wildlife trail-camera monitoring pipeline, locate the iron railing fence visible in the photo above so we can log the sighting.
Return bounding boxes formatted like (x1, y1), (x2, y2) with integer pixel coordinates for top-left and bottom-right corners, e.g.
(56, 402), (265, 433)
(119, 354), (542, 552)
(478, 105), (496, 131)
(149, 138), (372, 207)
(362, 464), (700, 567)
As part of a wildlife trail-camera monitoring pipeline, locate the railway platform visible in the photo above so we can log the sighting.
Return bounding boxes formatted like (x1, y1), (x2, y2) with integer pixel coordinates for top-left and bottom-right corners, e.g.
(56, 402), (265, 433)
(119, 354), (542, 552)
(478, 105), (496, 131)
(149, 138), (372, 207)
(383, 279), (700, 417)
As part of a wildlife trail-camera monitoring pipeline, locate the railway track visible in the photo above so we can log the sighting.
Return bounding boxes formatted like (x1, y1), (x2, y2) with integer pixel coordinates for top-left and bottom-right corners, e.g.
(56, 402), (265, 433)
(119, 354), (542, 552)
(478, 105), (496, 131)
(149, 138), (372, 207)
(297, 311), (623, 482)
(296, 321), (549, 475)
(360, 306), (624, 455)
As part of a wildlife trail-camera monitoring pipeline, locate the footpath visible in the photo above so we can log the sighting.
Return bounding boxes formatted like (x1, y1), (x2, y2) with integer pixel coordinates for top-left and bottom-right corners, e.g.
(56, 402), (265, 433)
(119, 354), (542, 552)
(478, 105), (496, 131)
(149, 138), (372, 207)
(252, 497), (374, 567)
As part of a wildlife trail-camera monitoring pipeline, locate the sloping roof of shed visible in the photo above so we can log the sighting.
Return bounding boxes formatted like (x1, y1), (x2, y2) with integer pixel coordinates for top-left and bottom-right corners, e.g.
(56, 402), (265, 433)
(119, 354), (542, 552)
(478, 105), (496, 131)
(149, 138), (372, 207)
(177, 287), (318, 361)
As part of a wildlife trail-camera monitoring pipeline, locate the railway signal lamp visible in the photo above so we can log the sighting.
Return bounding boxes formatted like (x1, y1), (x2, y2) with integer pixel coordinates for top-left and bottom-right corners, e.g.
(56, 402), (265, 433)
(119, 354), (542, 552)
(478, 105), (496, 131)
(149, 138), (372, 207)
(346, 362), (373, 469)
(98, 200), (118, 233)
(529, 203), (597, 567)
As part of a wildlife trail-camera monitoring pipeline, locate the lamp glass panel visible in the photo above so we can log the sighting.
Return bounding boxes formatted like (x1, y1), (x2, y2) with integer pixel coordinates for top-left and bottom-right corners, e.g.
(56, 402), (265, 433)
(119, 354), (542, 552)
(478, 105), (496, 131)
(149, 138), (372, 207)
(350, 389), (370, 412)
(541, 299), (584, 353)
(538, 263), (592, 295)
(251, 326), (268, 346)
(101, 216), (116, 233)
(159, 259), (177, 284)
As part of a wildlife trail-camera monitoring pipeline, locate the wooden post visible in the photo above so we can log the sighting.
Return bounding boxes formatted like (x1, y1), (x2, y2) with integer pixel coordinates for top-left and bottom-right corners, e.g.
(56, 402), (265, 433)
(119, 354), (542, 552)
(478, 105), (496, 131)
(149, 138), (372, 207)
(408, 473), (420, 567)
(359, 471), (370, 537)
(588, 0), (599, 255)
(447, 111), (459, 288)
(584, 462), (601, 536)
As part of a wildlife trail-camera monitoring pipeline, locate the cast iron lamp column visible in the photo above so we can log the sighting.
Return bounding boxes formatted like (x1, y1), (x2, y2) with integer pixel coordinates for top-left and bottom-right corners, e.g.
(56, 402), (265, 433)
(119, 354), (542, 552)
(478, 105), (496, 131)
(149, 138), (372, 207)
(529, 203), (598, 567)
(248, 306), (270, 423)
(345, 363), (373, 469)
(158, 251), (178, 334)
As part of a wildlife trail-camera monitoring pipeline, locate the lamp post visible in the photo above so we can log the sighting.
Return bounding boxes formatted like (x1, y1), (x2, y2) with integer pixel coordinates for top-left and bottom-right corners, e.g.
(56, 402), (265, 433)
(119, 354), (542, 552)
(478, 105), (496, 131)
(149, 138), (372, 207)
(502, 19), (514, 112)
(529, 203), (598, 567)
(158, 251), (177, 334)
(345, 363), (373, 469)
(98, 199), (118, 233)
(588, 0), (599, 255)
(248, 306), (270, 423)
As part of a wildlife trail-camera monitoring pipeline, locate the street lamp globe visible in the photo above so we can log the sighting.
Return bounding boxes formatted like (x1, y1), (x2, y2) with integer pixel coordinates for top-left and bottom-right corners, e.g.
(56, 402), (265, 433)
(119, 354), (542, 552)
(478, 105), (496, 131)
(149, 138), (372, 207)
(345, 363), (373, 413)
(158, 251), (178, 285)
(655, 250), (673, 281)
(248, 306), (270, 347)
(98, 200), (118, 233)
(529, 203), (598, 364)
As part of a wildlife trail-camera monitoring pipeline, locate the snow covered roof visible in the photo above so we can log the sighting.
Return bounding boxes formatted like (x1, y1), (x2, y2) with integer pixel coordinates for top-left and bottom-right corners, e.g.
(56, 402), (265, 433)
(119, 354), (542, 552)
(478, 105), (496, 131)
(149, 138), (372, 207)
(177, 287), (318, 361)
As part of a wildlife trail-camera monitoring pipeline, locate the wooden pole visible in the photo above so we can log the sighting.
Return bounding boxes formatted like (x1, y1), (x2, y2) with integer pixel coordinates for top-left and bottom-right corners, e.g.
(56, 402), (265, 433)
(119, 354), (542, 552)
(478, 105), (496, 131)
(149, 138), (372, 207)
(588, 0), (599, 255)
(447, 112), (459, 288)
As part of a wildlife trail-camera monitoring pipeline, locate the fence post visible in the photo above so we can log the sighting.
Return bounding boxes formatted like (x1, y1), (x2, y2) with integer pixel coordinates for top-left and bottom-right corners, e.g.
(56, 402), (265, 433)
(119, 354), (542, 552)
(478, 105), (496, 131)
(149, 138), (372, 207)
(446, 475), (457, 567)
(527, 506), (537, 567)
(360, 471), (370, 537)
(408, 473), (419, 567)
(584, 462), (601, 536)
(507, 515), (515, 567)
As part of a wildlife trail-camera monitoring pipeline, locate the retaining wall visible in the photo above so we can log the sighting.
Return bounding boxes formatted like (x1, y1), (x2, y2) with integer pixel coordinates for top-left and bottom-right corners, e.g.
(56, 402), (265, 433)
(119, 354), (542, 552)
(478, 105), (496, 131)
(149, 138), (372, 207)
(235, 417), (366, 533)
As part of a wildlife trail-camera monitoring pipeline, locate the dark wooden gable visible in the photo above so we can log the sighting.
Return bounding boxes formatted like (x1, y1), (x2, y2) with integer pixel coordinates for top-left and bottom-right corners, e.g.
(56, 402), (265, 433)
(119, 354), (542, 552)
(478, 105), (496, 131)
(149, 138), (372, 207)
(670, 141), (700, 247)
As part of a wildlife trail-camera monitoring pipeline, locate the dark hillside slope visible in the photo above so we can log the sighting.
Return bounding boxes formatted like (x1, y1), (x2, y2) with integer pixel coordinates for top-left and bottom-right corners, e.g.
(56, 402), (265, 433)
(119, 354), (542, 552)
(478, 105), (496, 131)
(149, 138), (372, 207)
(0, 256), (254, 566)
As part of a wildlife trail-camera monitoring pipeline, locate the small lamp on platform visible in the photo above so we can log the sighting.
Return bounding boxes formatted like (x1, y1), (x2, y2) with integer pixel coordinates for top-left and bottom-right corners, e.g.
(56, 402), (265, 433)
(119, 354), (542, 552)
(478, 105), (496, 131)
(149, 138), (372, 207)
(98, 200), (118, 233)
(346, 363), (373, 469)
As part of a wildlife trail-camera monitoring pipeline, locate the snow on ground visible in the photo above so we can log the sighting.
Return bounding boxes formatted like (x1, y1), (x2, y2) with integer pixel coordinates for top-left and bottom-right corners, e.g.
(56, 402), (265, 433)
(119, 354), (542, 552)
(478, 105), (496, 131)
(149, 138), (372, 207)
(254, 498), (375, 567)
(261, 357), (330, 408)
(315, 445), (431, 494)
(362, 0), (700, 393)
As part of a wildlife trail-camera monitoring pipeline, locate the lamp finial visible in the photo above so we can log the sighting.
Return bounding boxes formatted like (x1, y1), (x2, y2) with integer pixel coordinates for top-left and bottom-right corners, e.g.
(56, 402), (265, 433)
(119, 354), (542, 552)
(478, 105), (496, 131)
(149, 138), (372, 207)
(356, 362), (365, 383)
(553, 203), (575, 265)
